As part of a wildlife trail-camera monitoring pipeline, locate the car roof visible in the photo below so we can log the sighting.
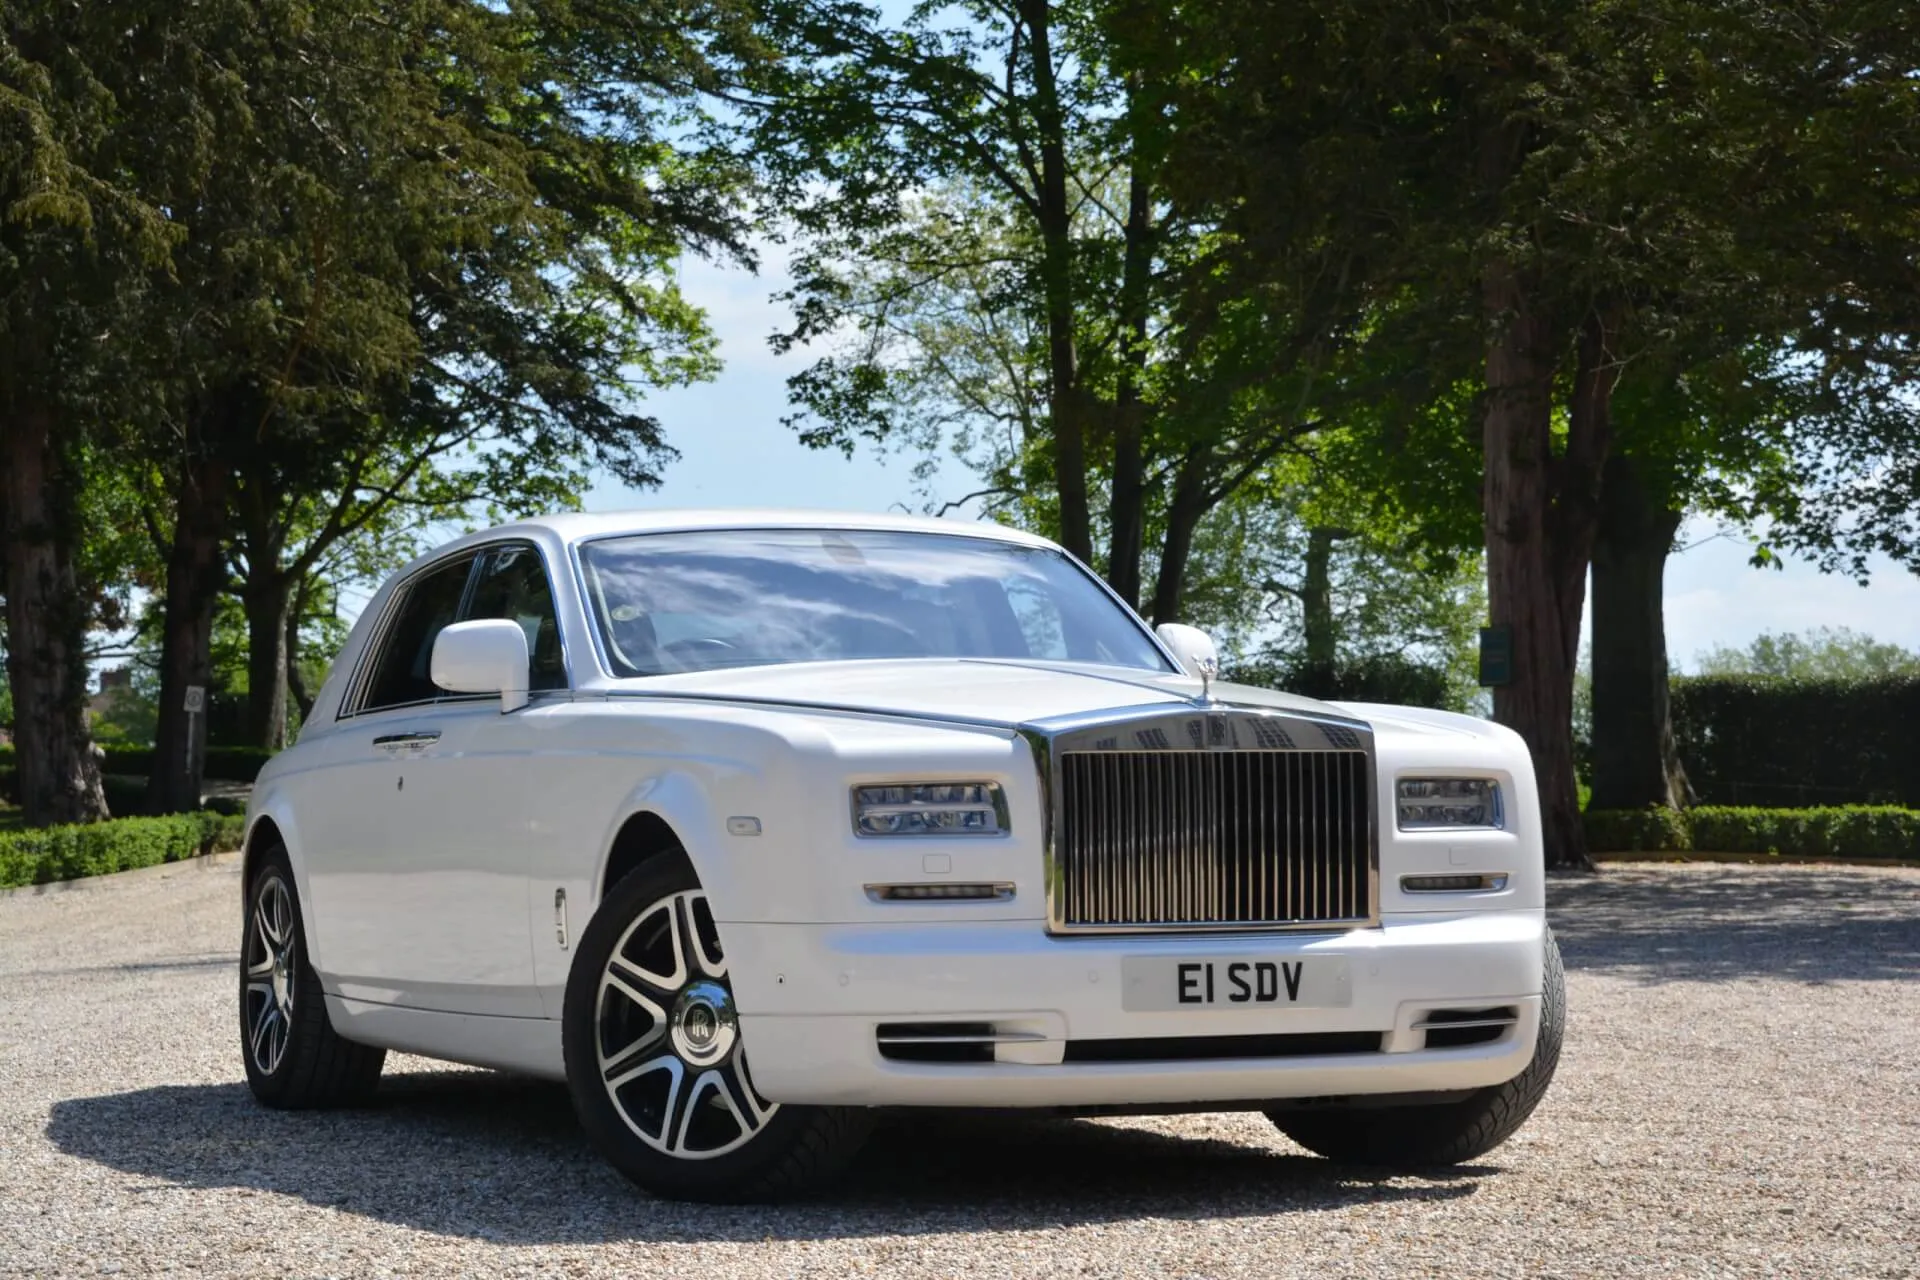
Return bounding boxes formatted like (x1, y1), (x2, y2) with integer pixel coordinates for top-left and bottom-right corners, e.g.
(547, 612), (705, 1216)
(431, 508), (1062, 557)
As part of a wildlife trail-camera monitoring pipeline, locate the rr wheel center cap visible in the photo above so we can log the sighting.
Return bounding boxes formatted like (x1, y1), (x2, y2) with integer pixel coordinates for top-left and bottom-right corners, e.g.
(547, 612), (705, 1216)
(669, 980), (738, 1066)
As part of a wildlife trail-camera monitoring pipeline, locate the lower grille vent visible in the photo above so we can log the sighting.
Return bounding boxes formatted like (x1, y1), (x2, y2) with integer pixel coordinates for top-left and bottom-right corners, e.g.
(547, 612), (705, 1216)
(1414, 1006), (1519, 1049)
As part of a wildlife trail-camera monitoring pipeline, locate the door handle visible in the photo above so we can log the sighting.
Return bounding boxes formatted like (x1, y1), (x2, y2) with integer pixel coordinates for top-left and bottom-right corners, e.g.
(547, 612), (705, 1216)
(373, 731), (441, 751)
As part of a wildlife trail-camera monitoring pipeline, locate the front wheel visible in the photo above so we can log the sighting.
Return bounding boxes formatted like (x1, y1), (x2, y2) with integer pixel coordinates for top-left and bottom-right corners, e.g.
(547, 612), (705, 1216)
(1268, 926), (1565, 1165)
(562, 856), (872, 1202)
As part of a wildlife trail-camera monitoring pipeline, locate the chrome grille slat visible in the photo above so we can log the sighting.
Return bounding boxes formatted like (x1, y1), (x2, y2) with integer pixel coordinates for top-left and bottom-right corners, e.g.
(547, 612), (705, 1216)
(1054, 748), (1372, 932)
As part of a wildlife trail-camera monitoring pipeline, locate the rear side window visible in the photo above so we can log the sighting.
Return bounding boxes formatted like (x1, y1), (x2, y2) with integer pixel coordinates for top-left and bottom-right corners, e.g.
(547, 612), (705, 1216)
(357, 555), (476, 712)
(464, 544), (567, 692)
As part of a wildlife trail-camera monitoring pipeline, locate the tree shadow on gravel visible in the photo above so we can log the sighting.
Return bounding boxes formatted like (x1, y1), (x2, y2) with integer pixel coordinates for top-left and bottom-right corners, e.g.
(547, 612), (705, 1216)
(48, 1072), (1486, 1244)
(1548, 865), (1920, 984)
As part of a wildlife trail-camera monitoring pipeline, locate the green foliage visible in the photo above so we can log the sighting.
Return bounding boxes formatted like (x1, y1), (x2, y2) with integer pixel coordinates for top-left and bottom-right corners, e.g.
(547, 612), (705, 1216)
(1584, 806), (1920, 860)
(1227, 654), (1459, 712)
(1670, 675), (1920, 808)
(1583, 807), (1693, 854)
(1693, 628), (1920, 682)
(0, 812), (245, 888)
(0, 744), (272, 785)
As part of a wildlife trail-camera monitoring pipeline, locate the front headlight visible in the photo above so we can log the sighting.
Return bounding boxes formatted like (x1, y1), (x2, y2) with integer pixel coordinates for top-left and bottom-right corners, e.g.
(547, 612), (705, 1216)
(1397, 778), (1503, 830)
(851, 782), (1007, 837)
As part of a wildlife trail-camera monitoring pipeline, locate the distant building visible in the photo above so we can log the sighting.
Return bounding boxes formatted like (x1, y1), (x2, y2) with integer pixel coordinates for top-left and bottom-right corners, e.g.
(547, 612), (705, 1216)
(88, 667), (135, 719)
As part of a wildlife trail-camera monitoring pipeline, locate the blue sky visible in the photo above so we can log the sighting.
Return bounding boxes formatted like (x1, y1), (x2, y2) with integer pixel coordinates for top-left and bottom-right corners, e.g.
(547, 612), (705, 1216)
(586, 248), (1920, 671)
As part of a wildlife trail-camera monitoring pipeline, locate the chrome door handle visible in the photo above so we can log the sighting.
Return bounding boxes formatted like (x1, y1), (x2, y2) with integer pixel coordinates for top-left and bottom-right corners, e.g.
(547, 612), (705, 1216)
(373, 731), (441, 750)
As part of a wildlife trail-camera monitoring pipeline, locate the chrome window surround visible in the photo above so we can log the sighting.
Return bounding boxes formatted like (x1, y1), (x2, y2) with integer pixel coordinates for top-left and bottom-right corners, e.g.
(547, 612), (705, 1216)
(337, 539), (575, 721)
(1019, 703), (1381, 936)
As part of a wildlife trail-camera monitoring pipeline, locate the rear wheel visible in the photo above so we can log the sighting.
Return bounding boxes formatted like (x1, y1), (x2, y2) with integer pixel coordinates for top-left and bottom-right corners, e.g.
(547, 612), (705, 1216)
(1268, 926), (1565, 1165)
(240, 846), (385, 1107)
(562, 855), (872, 1202)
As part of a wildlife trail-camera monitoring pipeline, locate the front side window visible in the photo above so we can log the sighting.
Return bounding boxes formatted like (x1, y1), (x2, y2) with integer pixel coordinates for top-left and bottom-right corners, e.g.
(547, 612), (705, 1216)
(578, 529), (1172, 677)
(358, 555), (477, 712)
(464, 544), (567, 691)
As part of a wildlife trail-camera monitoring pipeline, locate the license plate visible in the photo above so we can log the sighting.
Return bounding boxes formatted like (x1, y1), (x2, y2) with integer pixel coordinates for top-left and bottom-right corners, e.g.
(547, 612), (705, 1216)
(1120, 956), (1352, 1012)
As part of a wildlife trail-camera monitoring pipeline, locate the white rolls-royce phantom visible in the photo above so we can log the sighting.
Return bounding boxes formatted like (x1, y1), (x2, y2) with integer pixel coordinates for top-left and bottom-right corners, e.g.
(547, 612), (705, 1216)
(239, 510), (1562, 1202)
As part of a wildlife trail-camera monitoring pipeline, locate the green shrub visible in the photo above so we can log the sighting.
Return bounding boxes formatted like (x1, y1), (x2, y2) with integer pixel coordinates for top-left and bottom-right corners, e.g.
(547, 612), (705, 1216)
(1584, 806), (1692, 852)
(1688, 805), (1920, 859)
(1585, 804), (1920, 859)
(1671, 675), (1920, 807)
(0, 812), (247, 889)
(0, 743), (274, 783)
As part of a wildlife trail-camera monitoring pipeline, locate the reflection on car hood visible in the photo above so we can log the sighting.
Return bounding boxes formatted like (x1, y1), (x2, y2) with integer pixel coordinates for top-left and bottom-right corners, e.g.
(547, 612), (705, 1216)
(604, 659), (1358, 730)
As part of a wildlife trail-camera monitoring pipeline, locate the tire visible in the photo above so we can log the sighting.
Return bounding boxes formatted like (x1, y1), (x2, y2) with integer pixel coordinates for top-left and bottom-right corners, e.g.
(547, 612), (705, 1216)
(563, 855), (873, 1202)
(240, 845), (386, 1108)
(1268, 925), (1565, 1166)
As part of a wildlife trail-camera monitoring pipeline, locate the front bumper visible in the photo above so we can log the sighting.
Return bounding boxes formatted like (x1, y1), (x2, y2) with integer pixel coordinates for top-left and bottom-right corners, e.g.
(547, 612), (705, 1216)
(726, 909), (1545, 1108)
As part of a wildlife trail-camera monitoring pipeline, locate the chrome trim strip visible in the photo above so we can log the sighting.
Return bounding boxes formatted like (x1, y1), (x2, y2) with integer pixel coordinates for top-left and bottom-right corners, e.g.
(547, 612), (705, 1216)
(1410, 1015), (1519, 1031)
(874, 1028), (1047, 1045)
(863, 882), (1017, 903)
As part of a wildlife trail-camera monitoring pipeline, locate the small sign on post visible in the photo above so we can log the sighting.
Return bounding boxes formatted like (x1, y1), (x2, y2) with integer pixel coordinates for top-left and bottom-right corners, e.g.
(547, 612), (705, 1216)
(1478, 626), (1513, 688)
(184, 685), (205, 793)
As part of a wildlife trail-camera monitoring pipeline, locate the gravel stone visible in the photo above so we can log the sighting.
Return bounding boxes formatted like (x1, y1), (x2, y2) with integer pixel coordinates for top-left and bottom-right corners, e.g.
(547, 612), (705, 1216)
(2, 856), (1915, 1278)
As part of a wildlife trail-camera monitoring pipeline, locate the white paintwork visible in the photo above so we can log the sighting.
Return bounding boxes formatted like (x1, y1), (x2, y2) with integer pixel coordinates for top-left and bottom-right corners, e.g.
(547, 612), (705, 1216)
(248, 508), (1549, 1103)
(431, 619), (531, 712)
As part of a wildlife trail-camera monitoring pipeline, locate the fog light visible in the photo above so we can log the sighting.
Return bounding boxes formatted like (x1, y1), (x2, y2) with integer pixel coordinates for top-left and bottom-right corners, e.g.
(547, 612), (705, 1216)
(852, 783), (1007, 836)
(1396, 779), (1502, 830)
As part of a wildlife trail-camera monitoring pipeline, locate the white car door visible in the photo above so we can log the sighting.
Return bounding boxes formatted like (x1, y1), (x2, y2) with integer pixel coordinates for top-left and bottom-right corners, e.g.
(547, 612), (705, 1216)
(376, 541), (575, 1019)
(300, 548), (541, 1018)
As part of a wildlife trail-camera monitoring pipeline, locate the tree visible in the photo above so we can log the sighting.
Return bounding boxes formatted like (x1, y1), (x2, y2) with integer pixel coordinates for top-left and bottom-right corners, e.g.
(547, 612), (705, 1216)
(1161, 0), (1920, 867)
(747, 0), (1376, 620)
(119, 0), (746, 806)
(0, 0), (193, 824)
(1694, 627), (1920, 681)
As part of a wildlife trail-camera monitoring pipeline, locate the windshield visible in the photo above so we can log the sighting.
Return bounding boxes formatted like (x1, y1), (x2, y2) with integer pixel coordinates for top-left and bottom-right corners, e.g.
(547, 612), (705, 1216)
(577, 528), (1173, 677)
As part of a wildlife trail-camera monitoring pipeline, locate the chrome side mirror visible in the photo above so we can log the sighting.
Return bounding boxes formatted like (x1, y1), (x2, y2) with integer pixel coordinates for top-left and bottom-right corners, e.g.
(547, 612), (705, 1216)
(431, 619), (530, 712)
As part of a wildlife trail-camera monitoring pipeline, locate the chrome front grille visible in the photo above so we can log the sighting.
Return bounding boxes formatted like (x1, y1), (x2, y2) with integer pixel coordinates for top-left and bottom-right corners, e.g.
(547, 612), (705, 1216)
(1052, 747), (1374, 932)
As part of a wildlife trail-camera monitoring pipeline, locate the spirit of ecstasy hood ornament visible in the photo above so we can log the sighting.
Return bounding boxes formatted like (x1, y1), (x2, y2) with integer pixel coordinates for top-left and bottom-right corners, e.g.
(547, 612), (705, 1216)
(1195, 654), (1220, 704)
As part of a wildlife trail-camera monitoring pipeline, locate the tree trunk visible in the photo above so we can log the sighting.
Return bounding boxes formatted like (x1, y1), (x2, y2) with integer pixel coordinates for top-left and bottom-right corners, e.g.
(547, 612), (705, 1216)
(242, 578), (292, 750)
(148, 452), (231, 815)
(1, 401), (109, 825)
(1590, 454), (1692, 810)
(1481, 264), (1596, 871)
(1149, 449), (1209, 625)
(285, 574), (315, 724)
(1020, 0), (1092, 565)
(1105, 80), (1155, 608)
(1301, 525), (1344, 673)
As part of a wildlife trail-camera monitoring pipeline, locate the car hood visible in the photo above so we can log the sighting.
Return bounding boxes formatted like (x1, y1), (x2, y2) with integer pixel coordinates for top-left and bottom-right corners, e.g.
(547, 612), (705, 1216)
(604, 658), (1359, 730)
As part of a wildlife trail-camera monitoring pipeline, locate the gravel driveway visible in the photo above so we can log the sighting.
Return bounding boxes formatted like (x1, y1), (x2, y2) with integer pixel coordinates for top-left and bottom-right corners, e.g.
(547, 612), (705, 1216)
(2, 857), (1915, 1279)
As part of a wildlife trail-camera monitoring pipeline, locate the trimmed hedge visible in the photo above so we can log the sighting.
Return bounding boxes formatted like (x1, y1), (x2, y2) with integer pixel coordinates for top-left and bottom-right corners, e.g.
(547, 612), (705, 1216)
(0, 743), (274, 783)
(1671, 675), (1920, 808)
(1585, 805), (1920, 860)
(1584, 806), (1692, 852)
(0, 812), (247, 889)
